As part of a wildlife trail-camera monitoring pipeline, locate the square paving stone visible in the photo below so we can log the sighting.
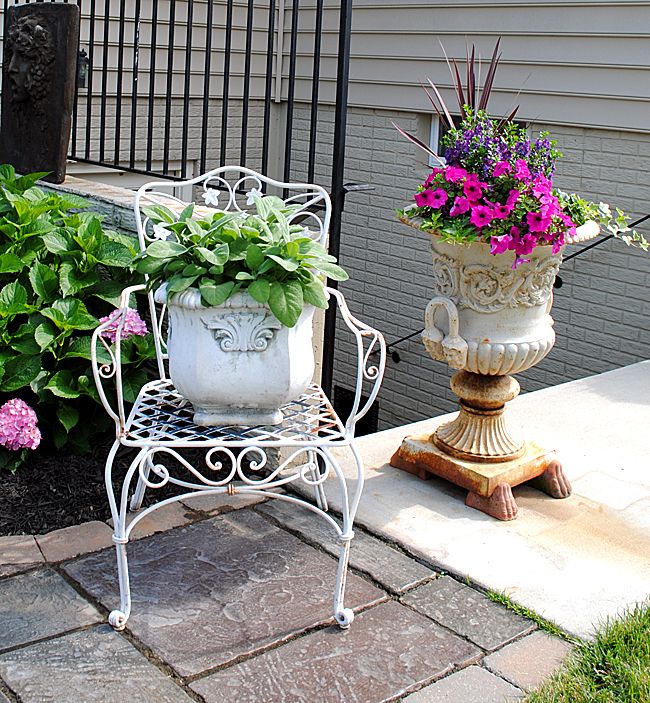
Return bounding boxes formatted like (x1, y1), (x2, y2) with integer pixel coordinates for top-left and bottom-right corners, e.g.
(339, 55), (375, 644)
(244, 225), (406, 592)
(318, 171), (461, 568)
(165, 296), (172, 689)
(0, 569), (101, 651)
(191, 600), (482, 703)
(0, 626), (194, 702)
(259, 500), (435, 593)
(64, 509), (385, 677)
(402, 576), (535, 651)
(403, 665), (523, 702)
(0, 689), (11, 703)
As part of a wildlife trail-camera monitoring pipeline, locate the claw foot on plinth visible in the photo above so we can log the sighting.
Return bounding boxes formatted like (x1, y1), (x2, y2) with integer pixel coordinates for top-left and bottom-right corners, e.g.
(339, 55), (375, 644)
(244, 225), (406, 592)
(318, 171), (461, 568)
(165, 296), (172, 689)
(335, 608), (354, 629)
(529, 459), (571, 498)
(108, 610), (128, 631)
(465, 482), (518, 521)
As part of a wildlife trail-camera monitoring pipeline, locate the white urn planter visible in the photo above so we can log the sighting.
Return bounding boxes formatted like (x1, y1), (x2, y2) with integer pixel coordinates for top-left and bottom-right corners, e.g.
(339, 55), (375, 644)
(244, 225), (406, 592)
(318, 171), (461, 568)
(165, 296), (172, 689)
(391, 219), (599, 520)
(157, 286), (315, 426)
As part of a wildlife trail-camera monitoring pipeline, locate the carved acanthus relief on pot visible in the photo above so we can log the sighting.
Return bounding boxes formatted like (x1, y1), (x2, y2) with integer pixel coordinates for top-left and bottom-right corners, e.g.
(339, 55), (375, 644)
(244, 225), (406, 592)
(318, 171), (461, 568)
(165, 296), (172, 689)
(203, 311), (282, 352)
(431, 251), (561, 313)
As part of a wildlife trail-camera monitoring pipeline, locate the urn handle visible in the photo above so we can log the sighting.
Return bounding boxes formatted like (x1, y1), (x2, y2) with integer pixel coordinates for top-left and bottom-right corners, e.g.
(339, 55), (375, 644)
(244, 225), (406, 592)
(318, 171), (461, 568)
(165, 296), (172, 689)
(422, 297), (468, 370)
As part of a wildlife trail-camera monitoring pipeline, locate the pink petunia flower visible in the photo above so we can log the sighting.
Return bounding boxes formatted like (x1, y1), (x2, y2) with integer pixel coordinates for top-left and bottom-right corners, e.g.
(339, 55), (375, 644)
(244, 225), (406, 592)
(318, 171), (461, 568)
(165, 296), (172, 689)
(514, 159), (531, 181)
(552, 233), (566, 254)
(99, 308), (149, 344)
(526, 211), (552, 233)
(449, 196), (471, 216)
(515, 233), (537, 255)
(470, 205), (494, 228)
(424, 168), (443, 187)
(506, 189), (520, 207)
(493, 204), (512, 220)
(493, 161), (512, 177)
(415, 188), (448, 209)
(444, 166), (468, 183)
(490, 234), (511, 255)
(512, 256), (531, 270)
(464, 180), (483, 202)
(532, 174), (552, 198)
(0, 399), (41, 452)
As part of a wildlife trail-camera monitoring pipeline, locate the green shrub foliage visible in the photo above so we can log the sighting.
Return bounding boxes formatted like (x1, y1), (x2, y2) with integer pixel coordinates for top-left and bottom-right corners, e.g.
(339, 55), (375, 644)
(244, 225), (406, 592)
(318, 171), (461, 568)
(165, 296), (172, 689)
(0, 165), (155, 467)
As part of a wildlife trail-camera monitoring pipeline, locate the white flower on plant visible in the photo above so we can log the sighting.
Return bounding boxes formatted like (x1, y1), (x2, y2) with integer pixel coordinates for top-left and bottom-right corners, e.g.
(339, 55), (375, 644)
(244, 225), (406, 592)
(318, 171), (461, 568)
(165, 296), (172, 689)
(152, 223), (170, 240)
(202, 188), (220, 207)
(245, 187), (262, 206)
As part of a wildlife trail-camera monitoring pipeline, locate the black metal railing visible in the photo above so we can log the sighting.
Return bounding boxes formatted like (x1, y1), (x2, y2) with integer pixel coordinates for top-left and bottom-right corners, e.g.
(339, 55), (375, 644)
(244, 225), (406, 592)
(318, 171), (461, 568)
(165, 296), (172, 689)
(2, 0), (356, 394)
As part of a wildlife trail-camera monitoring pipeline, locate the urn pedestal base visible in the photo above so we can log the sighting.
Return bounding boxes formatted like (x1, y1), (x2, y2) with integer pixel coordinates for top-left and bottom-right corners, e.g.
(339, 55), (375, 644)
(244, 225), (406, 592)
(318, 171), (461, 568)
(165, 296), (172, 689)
(390, 437), (570, 521)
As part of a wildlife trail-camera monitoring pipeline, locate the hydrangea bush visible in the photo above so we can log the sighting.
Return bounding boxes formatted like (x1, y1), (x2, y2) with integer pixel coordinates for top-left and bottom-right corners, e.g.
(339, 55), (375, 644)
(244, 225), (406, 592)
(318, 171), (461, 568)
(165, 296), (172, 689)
(396, 43), (649, 267)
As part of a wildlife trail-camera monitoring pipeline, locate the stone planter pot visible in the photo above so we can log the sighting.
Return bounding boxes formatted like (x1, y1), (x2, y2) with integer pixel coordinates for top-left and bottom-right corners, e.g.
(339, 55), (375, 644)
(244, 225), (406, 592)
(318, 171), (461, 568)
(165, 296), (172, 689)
(156, 286), (315, 426)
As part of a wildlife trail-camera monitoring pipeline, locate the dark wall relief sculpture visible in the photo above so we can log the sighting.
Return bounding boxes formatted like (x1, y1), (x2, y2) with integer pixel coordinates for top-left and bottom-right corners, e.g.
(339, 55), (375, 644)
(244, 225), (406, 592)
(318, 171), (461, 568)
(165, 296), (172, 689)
(0, 3), (80, 184)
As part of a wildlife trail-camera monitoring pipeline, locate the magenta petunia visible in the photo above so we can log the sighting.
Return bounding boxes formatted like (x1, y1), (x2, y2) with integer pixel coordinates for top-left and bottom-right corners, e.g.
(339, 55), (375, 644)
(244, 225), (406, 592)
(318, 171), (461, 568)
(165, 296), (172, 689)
(526, 211), (552, 233)
(532, 174), (552, 198)
(511, 255), (531, 270)
(490, 234), (511, 255)
(514, 159), (531, 181)
(552, 233), (566, 254)
(493, 161), (512, 177)
(449, 196), (471, 216)
(493, 204), (512, 220)
(470, 205), (494, 228)
(515, 233), (537, 255)
(463, 181), (483, 202)
(424, 168), (443, 187)
(415, 188), (448, 209)
(506, 189), (520, 207)
(444, 166), (468, 183)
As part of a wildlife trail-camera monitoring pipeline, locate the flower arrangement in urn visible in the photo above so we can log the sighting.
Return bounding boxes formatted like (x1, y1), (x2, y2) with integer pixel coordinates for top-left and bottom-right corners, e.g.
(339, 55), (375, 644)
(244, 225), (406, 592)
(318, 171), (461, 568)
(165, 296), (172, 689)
(390, 41), (649, 520)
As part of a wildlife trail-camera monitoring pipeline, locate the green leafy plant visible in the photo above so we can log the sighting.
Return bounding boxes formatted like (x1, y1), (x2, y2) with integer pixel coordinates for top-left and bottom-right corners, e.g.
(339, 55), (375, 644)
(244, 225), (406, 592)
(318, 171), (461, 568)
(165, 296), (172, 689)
(0, 164), (155, 467)
(135, 194), (348, 328)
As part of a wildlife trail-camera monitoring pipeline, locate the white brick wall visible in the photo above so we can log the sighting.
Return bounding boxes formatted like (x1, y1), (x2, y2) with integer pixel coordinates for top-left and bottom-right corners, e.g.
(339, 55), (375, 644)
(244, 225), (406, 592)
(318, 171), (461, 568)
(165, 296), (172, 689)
(292, 106), (650, 430)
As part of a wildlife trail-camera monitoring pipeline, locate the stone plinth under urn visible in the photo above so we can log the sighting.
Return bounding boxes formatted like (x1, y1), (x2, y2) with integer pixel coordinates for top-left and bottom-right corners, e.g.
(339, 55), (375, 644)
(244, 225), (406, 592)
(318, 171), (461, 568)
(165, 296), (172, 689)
(0, 3), (80, 183)
(390, 220), (598, 520)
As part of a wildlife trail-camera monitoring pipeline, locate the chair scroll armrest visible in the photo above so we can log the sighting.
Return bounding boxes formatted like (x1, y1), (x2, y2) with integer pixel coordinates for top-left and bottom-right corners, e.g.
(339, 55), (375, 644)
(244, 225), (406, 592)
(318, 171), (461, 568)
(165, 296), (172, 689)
(326, 287), (386, 434)
(91, 284), (148, 433)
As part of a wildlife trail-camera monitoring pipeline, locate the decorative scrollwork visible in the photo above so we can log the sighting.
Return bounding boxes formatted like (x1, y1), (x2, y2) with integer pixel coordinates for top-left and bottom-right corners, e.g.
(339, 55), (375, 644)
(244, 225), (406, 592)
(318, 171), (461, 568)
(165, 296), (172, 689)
(202, 311), (281, 352)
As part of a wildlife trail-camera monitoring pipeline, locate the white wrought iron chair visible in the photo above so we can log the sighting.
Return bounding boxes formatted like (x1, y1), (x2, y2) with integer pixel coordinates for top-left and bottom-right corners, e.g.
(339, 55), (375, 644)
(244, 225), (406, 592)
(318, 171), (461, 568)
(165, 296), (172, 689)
(91, 166), (386, 632)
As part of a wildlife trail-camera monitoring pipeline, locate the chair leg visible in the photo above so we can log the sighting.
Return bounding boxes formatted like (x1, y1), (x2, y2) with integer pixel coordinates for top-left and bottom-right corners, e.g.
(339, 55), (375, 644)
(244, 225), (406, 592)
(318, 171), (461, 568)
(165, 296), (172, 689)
(308, 451), (328, 512)
(108, 540), (132, 631)
(130, 463), (150, 512)
(333, 537), (354, 628)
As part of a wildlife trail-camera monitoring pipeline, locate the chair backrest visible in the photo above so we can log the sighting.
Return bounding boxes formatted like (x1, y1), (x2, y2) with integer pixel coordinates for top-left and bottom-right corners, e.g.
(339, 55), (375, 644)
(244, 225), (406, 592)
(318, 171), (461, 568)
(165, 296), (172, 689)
(133, 166), (332, 378)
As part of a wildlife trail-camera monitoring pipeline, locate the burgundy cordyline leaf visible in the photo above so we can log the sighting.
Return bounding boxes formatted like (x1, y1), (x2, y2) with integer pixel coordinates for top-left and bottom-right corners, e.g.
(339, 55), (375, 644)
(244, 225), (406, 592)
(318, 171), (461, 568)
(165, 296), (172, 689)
(391, 121), (445, 165)
(478, 37), (502, 111)
(498, 105), (520, 132)
(467, 45), (476, 111)
(426, 77), (455, 130)
(421, 82), (451, 130)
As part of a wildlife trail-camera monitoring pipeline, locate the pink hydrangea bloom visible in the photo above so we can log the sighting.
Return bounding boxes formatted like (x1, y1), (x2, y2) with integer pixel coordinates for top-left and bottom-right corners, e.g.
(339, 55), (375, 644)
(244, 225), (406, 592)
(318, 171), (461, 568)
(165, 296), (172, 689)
(493, 161), (512, 177)
(469, 205), (493, 228)
(99, 308), (148, 343)
(0, 399), (41, 452)
(449, 196), (471, 217)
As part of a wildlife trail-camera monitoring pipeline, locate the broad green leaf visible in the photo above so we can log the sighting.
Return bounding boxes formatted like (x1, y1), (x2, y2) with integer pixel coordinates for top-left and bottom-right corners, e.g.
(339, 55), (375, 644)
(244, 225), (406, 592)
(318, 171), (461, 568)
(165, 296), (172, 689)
(178, 203), (195, 221)
(235, 272), (254, 281)
(89, 280), (129, 306)
(0, 355), (41, 392)
(142, 204), (177, 224)
(59, 262), (99, 298)
(166, 274), (198, 294)
(97, 241), (134, 268)
(42, 230), (72, 254)
(185, 218), (204, 237)
(145, 240), (188, 258)
(10, 322), (40, 355)
(57, 403), (79, 433)
(29, 262), (58, 300)
(0, 252), (25, 273)
(266, 254), (299, 272)
(42, 299), (98, 331)
(65, 336), (111, 364)
(181, 264), (207, 277)
(196, 244), (229, 266)
(35, 321), (58, 351)
(301, 276), (329, 309)
(248, 279), (270, 304)
(134, 256), (166, 275)
(0, 281), (29, 316)
(315, 260), (349, 281)
(286, 240), (300, 258)
(199, 280), (235, 307)
(268, 280), (303, 328)
(245, 244), (265, 270)
(45, 370), (80, 398)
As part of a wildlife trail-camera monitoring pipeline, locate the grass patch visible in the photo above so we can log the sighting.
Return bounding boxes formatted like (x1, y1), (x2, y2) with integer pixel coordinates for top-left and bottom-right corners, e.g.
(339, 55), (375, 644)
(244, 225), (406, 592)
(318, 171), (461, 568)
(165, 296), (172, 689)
(526, 601), (650, 703)
(487, 590), (577, 644)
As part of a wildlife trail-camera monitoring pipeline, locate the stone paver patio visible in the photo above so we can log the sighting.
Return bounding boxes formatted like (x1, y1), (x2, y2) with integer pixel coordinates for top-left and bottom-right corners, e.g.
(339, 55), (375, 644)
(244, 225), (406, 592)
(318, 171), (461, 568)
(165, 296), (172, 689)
(0, 495), (569, 702)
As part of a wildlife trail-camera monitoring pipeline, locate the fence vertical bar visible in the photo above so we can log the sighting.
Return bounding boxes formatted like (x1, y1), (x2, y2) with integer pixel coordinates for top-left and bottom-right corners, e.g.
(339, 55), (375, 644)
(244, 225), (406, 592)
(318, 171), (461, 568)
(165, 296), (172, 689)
(240, 0), (254, 167)
(113, 0), (126, 165)
(180, 0), (194, 179)
(219, 0), (234, 167)
(145, 0), (158, 173)
(162, 0), (176, 176)
(261, 0), (276, 179)
(70, 0), (82, 158)
(99, 0), (110, 162)
(84, 0), (97, 160)
(307, 0), (324, 182)
(199, 0), (214, 174)
(321, 0), (353, 397)
(282, 0), (299, 187)
(129, 0), (141, 169)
